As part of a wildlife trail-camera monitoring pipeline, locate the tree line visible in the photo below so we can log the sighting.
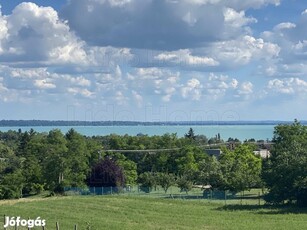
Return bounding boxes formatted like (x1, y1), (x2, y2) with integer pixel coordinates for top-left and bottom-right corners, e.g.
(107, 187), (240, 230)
(0, 121), (306, 206)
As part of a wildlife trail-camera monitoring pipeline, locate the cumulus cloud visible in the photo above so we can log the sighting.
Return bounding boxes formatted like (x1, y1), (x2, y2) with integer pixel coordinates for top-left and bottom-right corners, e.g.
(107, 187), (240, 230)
(67, 87), (95, 98)
(1, 0), (307, 120)
(154, 49), (219, 67)
(0, 2), (134, 73)
(210, 35), (280, 66)
(274, 22), (296, 31)
(259, 10), (307, 78)
(61, 0), (267, 50)
(267, 78), (307, 95)
(0, 65), (97, 103)
(127, 67), (180, 103)
(238, 81), (253, 95)
(181, 78), (202, 100)
(223, 8), (257, 28)
(0, 3), (87, 65)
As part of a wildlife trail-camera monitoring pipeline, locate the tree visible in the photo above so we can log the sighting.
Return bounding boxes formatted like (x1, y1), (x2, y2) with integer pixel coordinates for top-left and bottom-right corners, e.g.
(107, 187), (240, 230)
(0, 143), (25, 199)
(263, 120), (307, 206)
(138, 172), (157, 193)
(65, 129), (90, 188)
(87, 157), (125, 188)
(174, 146), (206, 179)
(176, 175), (193, 194)
(157, 173), (176, 193)
(43, 129), (68, 193)
(198, 156), (224, 189)
(107, 152), (138, 185)
(184, 128), (196, 142)
(219, 145), (261, 192)
(18, 133), (45, 195)
(0, 170), (24, 199)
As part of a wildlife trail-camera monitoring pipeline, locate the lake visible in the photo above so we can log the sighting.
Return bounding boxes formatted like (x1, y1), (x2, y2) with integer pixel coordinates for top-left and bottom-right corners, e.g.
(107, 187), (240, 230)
(0, 125), (275, 141)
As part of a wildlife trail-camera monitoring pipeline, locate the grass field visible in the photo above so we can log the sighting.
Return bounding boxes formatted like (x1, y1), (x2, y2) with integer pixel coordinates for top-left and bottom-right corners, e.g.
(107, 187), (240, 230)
(0, 195), (306, 230)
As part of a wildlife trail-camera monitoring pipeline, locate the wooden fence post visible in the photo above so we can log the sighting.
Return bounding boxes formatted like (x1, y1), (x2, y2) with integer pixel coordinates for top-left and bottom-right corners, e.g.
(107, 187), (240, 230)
(4, 215), (6, 230)
(56, 221), (59, 230)
(74, 224), (78, 230)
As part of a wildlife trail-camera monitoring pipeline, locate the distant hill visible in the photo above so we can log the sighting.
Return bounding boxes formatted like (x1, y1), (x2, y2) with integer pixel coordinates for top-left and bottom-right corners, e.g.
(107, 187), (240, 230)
(0, 120), (305, 127)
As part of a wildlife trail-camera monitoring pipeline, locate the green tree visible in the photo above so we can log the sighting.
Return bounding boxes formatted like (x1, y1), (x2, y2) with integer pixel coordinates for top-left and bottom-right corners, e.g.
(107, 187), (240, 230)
(220, 145), (261, 192)
(0, 170), (24, 199)
(0, 143), (25, 199)
(176, 175), (193, 194)
(263, 120), (307, 206)
(157, 173), (176, 193)
(174, 146), (206, 179)
(65, 129), (90, 188)
(18, 132), (45, 195)
(108, 152), (138, 185)
(184, 128), (196, 142)
(198, 156), (223, 189)
(138, 172), (157, 193)
(43, 129), (68, 193)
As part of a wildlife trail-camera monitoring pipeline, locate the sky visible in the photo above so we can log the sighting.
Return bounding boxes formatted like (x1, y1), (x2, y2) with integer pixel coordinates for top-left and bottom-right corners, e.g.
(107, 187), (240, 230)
(0, 0), (306, 122)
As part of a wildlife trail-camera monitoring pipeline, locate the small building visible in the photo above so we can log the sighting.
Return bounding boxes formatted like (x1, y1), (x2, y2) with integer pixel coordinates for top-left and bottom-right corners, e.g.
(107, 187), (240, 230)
(253, 149), (271, 158)
(227, 142), (237, 150)
(205, 149), (222, 158)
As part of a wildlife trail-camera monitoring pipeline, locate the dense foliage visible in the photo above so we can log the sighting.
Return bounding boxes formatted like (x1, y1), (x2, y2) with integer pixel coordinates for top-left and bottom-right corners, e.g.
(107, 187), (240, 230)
(0, 122), (305, 207)
(87, 158), (125, 187)
(263, 120), (307, 206)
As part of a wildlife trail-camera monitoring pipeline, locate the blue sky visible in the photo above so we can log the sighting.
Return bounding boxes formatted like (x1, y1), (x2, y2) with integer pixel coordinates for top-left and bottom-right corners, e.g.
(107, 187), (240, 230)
(0, 0), (306, 122)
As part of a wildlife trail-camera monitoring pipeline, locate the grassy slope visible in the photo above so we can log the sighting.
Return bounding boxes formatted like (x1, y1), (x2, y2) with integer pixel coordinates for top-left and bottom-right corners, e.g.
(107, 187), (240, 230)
(0, 196), (306, 230)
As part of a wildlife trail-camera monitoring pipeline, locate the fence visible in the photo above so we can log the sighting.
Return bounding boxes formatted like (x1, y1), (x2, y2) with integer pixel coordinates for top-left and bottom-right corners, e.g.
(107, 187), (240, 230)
(64, 186), (265, 205)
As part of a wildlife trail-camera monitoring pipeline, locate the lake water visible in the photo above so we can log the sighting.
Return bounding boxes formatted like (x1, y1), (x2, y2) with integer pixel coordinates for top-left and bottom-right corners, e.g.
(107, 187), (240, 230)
(0, 125), (275, 141)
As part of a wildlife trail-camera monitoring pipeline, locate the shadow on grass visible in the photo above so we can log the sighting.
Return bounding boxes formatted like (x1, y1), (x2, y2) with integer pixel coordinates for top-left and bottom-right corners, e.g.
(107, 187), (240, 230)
(216, 204), (307, 214)
(163, 194), (206, 200)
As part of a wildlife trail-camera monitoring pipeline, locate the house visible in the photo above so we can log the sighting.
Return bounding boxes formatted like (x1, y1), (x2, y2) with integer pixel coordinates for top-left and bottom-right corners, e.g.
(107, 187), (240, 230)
(205, 149), (222, 158)
(253, 149), (271, 158)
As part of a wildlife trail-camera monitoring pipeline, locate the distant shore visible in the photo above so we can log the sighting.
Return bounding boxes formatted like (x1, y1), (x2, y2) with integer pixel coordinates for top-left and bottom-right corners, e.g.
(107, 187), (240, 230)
(0, 120), (305, 127)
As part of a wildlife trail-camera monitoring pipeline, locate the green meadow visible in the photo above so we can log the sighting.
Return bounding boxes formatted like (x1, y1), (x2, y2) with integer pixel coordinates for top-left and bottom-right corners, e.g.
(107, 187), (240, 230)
(0, 195), (306, 230)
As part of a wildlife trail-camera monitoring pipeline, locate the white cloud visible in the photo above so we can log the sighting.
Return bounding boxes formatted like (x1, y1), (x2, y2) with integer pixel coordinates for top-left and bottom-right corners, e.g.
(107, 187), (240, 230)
(127, 68), (180, 103)
(91, 0), (132, 7)
(238, 81), (253, 95)
(184, 0), (222, 5)
(64, 76), (91, 87)
(181, 78), (202, 100)
(211, 35), (280, 65)
(203, 73), (240, 99)
(34, 79), (56, 89)
(224, 8), (257, 28)
(67, 87), (94, 98)
(61, 0), (268, 50)
(0, 3), (87, 65)
(267, 78), (307, 95)
(155, 49), (219, 67)
(274, 22), (296, 30)
(224, 0), (280, 10)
